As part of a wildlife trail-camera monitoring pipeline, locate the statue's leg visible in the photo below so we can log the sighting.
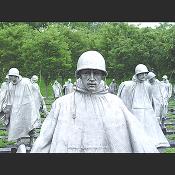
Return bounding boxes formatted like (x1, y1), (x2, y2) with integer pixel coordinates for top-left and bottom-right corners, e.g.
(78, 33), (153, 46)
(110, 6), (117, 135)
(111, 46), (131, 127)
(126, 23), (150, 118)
(28, 129), (36, 148)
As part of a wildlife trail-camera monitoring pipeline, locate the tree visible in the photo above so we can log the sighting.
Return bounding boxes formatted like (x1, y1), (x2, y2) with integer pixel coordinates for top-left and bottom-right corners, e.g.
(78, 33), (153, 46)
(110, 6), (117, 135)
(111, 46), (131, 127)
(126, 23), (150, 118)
(0, 24), (34, 82)
(21, 25), (72, 98)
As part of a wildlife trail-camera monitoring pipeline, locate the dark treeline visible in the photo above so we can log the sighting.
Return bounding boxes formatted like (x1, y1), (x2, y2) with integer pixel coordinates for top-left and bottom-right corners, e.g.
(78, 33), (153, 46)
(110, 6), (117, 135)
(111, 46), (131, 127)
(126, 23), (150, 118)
(0, 22), (175, 96)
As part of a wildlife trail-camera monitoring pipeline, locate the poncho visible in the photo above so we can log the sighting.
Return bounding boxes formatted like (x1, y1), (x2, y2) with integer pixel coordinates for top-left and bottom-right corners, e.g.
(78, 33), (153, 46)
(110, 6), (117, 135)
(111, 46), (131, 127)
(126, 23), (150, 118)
(161, 80), (172, 99)
(108, 82), (117, 94)
(31, 79), (159, 153)
(149, 79), (165, 122)
(160, 81), (170, 114)
(117, 75), (170, 148)
(7, 76), (41, 141)
(52, 82), (62, 98)
(64, 82), (74, 95)
(31, 82), (47, 113)
(31, 82), (43, 110)
(0, 81), (9, 113)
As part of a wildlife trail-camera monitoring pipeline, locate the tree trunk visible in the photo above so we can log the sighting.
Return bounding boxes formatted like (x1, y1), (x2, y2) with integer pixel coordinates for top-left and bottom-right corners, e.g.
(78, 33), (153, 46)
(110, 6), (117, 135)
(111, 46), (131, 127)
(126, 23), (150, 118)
(61, 75), (64, 86)
(45, 82), (48, 100)
(170, 70), (175, 82)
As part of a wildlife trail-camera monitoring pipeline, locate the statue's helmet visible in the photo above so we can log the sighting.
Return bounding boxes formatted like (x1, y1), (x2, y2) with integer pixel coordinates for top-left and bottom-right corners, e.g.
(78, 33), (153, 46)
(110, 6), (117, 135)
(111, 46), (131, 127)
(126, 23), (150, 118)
(8, 68), (20, 77)
(5, 75), (9, 79)
(162, 75), (168, 79)
(31, 75), (38, 81)
(75, 51), (107, 78)
(135, 64), (149, 75)
(147, 72), (156, 80)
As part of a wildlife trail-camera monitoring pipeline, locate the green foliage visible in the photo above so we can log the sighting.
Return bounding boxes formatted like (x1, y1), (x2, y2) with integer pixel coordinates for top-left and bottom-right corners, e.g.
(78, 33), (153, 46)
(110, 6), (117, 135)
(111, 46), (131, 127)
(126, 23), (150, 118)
(166, 134), (175, 141)
(0, 138), (15, 148)
(0, 22), (175, 86)
(0, 121), (4, 128)
(39, 76), (54, 98)
(0, 130), (7, 136)
(163, 147), (175, 153)
(169, 99), (175, 106)
(0, 24), (34, 81)
(166, 125), (175, 130)
(167, 113), (175, 119)
(0, 139), (7, 148)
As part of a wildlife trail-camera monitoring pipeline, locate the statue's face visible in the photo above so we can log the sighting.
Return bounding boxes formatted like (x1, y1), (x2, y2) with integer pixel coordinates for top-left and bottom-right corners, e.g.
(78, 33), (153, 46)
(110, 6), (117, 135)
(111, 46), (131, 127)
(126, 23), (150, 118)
(137, 72), (148, 81)
(5, 78), (9, 83)
(80, 69), (103, 92)
(9, 75), (19, 84)
(162, 78), (166, 82)
(31, 78), (38, 83)
(149, 77), (156, 84)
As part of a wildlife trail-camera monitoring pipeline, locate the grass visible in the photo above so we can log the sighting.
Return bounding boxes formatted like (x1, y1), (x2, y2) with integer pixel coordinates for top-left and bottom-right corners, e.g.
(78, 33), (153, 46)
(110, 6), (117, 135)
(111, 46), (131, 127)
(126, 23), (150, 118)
(163, 147), (175, 153)
(164, 98), (175, 153)
(167, 113), (175, 118)
(45, 96), (55, 111)
(168, 119), (175, 123)
(169, 98), (175, 105)
(0, 122), (4, 128)
(0, 130), (7, 136)
(46, 104), (52, 112)
(164, 98), (175, 148)
(0, 139), (15, 148)
(38, 78), (59, 113)
(166, 134), (175, 141)
(45, 98), (54, 105)
(39, 81), (54, 98)
(166, 125), (175, 130)
(41, 118), (45, 123)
